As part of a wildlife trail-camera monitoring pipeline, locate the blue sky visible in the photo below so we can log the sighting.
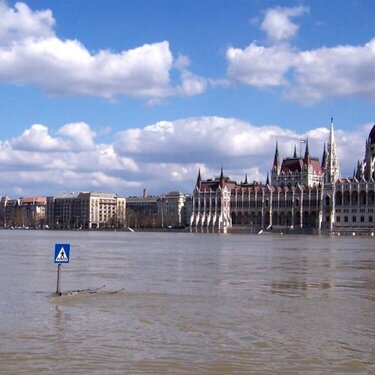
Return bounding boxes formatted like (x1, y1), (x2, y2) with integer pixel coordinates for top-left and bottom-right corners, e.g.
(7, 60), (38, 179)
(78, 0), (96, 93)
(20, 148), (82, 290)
(0, 0), (374, 197)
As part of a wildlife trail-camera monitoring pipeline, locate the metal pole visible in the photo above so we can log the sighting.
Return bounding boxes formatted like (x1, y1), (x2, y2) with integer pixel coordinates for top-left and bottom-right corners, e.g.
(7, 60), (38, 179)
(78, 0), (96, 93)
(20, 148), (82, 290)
(56, 264), (61, 296)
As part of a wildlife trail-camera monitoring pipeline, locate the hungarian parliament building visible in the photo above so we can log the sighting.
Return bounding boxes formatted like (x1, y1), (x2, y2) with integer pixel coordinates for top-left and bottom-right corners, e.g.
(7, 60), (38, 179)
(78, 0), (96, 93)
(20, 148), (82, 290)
(190, 120), (375, 234)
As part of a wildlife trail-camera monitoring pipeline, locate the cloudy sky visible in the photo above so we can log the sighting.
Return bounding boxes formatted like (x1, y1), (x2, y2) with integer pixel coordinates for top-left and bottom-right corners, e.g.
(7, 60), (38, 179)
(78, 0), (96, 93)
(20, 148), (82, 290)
(0, 0), (374, 197)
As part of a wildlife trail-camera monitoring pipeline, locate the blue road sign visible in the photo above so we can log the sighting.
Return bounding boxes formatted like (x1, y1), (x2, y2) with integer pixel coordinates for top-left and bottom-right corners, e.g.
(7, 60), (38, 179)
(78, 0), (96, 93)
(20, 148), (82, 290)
(54, 243), (70, 264)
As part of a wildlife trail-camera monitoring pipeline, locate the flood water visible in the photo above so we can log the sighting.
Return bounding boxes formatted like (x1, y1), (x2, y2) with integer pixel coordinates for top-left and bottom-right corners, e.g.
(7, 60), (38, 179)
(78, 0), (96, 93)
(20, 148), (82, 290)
(0, 230), (374, 374)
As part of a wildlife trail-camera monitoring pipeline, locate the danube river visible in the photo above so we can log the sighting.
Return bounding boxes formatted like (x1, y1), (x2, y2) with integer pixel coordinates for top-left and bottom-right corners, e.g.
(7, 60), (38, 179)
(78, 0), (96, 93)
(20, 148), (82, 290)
(0, 231), (374, 374)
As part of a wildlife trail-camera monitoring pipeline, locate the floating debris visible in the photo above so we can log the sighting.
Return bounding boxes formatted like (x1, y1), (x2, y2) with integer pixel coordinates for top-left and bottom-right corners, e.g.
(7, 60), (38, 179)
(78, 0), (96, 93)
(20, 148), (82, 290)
(55, 285), (127, 297)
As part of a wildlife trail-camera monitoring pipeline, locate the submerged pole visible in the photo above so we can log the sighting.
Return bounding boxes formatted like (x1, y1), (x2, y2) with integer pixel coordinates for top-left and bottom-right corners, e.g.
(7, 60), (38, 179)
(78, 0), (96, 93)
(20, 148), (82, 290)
(56, 264), (61, 296)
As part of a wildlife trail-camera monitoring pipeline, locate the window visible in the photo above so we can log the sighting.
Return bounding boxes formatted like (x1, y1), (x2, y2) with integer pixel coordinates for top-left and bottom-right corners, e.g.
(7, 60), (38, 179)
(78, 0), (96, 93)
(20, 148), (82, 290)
(360, 216), (365, 222)
(370, 216), (373, 223)
(337, 216), (341, 222)
(344, 216), (348, 222)
(353, 216), (357, 222)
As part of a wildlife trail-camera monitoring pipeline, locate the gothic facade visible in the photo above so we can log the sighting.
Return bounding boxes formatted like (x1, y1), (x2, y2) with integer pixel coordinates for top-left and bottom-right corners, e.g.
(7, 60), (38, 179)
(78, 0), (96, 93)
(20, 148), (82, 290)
(190, 121), (375, 234)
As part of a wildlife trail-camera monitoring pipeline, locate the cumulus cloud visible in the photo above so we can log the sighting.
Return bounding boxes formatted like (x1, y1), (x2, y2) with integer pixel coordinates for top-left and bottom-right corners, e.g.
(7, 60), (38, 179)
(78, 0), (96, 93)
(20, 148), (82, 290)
(261, 6), (308, 42)
(226, 6), (375, 104)
(0, 117), (372, 196)
(226, 43), (294, 86)
(115, 116), (297, 163)
(115, 116), (369, 187)
(0, 2), (205, 99)
(58, 122), (96, 150)
(10, 124), (60, 151)
(286, 39), (375, 104)
(0, 1), (55, 44)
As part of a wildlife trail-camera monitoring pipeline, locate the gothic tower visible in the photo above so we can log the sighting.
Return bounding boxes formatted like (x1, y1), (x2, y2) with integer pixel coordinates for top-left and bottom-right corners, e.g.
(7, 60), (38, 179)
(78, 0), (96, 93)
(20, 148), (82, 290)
(324, 117), (340, 183)
(270, 141), (281, 185)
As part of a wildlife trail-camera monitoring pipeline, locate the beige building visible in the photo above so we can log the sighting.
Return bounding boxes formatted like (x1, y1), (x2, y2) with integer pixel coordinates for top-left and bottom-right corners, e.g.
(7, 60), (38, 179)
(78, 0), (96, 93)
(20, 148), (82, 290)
(47, 192), (126, 229)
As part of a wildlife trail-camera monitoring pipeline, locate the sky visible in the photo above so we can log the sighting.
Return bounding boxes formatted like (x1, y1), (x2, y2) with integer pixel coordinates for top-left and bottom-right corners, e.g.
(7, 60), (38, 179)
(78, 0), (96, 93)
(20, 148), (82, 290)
(0, 0), (374, 197)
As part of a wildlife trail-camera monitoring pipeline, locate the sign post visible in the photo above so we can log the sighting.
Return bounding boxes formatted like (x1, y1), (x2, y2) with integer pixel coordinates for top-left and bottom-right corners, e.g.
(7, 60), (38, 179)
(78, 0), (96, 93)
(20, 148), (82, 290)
(54, 243), (70, 296)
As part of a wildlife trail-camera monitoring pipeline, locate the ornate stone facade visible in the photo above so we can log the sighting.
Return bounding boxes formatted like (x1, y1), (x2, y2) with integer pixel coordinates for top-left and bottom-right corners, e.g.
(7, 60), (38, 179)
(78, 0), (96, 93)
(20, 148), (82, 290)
(190, 122), (375, 234)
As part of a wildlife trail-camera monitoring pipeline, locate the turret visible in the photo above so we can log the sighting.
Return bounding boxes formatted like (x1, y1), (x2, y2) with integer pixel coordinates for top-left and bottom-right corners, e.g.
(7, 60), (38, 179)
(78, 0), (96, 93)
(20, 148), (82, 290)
(325, 117), (340, 183)
(272, 141), (280, 172)
(303, 139), (310, 167)
(321, 142), (327, 171)
(244, 173), (248, 185)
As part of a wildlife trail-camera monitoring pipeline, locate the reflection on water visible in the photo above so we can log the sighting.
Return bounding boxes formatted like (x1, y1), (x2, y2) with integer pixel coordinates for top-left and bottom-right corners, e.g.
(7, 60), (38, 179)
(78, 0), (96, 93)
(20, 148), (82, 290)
(0, 230), (375, 374)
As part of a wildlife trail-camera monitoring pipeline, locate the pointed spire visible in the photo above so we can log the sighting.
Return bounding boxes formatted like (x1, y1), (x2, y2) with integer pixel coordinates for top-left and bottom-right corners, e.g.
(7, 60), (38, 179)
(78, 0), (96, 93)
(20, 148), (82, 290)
(330, 117), (335, 145)
(273, 141), (280, 170)
(219, 166), (224, 187)
(321, 142), (327, 169)
(304, 139), (310, 165)
(244, 173), (248, 184)
(266, 173), (270, 185)
(293, 145), (297, 158)
(325, 117), (340, 183)
(196, 168), (202, 189)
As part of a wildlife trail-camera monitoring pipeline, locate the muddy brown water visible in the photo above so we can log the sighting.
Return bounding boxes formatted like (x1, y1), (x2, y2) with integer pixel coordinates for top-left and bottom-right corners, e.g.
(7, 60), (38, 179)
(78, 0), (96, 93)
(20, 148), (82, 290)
(0, 230), (374, 374)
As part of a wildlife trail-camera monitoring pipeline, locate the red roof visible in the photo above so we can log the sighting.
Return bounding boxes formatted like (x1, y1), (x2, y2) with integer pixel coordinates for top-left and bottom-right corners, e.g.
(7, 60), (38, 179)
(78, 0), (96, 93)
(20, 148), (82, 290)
(281, 157), (322, 174)
(281, 158), (303, 173)
(310, 159), (322, 173)
(21, 197), (46, 204)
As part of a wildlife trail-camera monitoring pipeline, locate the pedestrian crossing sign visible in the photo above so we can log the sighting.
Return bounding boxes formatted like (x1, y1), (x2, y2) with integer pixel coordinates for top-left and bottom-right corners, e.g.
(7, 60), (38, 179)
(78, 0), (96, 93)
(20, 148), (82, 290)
(54, 244), (70, 264)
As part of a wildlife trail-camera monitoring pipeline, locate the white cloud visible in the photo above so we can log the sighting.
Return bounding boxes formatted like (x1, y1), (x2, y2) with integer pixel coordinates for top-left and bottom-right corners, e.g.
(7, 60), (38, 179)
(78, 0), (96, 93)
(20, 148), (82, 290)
(226, 43), (294, 86)
(226, 6), (375, 104)
(177, 69), (207, 96)
(10, 124), (60, 151)
(0, 2), (205, 100)
(0, 117), (372, 197)
(286, 39), (375, 104)
(261, 6), (308, 42)
(0, 1), (55, 44)
(58, 122), (96, 150)
(115, 116), (297, 163)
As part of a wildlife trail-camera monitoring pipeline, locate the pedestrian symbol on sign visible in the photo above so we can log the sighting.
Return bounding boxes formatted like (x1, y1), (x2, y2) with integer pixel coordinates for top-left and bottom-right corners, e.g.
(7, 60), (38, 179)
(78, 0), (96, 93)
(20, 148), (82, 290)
(54, 244), (70, 264)
(55, 247), (68, 262)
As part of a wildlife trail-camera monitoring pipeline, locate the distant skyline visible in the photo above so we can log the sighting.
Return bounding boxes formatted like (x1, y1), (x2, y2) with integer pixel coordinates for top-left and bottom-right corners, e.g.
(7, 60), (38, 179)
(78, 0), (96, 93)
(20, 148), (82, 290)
(0, 0), (374, 197)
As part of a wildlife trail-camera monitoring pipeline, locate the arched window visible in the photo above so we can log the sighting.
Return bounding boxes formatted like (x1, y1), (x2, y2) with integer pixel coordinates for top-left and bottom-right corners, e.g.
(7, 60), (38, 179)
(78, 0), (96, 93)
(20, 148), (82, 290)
(359, 191), (366, 205)
(335, 191), (343, 206)
(352, 191), (358, 205)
